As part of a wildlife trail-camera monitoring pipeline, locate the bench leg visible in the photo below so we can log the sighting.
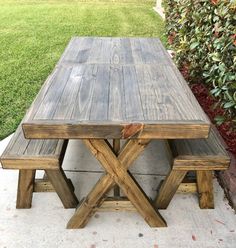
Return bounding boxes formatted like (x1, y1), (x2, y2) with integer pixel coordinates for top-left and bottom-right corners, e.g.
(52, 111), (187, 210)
(113, 139), (120, 197)
(45, 169), (79, 209)
(155, 169), (187, 209)
(16, 169), (36, 209)
(196, 171), (214, 209)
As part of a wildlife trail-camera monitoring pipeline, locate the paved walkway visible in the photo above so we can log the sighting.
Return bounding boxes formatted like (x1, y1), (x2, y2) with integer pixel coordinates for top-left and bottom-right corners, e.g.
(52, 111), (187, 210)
(0, 137), (236, 248)
(153, 0), (165, 19)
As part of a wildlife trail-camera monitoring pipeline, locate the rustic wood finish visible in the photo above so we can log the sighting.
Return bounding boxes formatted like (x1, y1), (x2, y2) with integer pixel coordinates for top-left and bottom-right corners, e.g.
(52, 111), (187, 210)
(113, 139), (121, 197)
(196, 171), (214, 209)
(34, 179), (55, 192)
(34, 178), (74, 193)
(155, 128), (230, 209)
(67, 139), (167, 229)
(1, 125), (66, 170)
(177, 182), (197, 193)
(13, 37), (215, 228)
(0, 126), (78, 209)
(98, 197), (135, 212)
(16, 170), (36, 209)
(22, 37), (210, 140)
(155, 170), (187, 209)
(45, 169), (78, 208)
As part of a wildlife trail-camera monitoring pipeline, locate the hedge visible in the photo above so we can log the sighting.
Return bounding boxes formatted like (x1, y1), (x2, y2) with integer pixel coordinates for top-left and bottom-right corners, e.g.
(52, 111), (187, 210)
(164, 0), (236, 120)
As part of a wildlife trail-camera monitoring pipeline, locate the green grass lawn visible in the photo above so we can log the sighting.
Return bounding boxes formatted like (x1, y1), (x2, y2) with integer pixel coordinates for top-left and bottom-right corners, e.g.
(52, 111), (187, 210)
(0, 0), (165, 140)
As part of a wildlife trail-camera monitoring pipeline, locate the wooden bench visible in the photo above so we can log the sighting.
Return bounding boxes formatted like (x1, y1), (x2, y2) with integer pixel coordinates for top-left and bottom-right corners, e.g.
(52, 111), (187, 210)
(0, 126), (79, 209)
(155, 128), (230, 209)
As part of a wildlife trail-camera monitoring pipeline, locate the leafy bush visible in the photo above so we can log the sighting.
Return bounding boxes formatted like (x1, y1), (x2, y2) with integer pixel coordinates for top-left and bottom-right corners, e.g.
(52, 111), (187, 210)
(164, 0), (236, 119)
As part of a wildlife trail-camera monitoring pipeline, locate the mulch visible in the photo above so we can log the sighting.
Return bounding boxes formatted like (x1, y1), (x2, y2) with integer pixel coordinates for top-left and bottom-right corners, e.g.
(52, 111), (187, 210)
(190, 83), (236, 156)
(178, 63), (236, 156)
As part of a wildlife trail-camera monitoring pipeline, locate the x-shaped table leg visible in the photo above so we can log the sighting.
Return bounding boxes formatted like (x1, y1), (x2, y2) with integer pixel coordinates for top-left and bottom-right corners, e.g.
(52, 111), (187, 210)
(67, 139), (167, 228)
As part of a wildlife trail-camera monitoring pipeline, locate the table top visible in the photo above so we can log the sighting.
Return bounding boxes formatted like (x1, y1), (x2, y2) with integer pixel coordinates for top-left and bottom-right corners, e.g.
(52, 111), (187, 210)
(22, 37), (210, 139)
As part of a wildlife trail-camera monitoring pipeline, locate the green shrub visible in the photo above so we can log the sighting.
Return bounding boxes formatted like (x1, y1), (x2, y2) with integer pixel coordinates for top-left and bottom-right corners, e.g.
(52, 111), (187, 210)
(164, 0), (236, 119)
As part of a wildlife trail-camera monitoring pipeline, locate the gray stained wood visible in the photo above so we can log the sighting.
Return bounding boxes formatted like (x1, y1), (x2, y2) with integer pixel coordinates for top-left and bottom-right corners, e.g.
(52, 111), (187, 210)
(155, 127), (230, 210)
(169, 127), (230, 170)
(22, 37), (210, 139)
(0, 126), (79, 209)
(0, 125), (67, 170)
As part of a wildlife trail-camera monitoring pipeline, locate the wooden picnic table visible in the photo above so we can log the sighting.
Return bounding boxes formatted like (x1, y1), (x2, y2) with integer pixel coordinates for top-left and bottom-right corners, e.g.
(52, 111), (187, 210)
(22, 37), (210, 228)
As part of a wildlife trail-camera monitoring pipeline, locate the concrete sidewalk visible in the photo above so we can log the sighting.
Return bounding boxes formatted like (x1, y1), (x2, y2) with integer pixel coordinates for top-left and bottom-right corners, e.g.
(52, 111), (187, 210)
(0, 137), (235, 248)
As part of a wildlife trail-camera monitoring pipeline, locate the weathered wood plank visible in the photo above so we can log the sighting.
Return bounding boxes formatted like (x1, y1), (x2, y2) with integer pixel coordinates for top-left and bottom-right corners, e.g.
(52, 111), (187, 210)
(89, 65), (110, 121)
(34, 179), (55, 192)
(110, 38), (133, 64)
(123, 66), (144, 120)
(87, 38), (103, 63)
(75, 37), (94, 64)
(66, 139), (155, 229)
(170, 127), (229, 157)
(108, 65), (124, 121)
(22, 37), (210, 140)
(34, 66), (73, 119)
(53, 65), (85, 119)
(173, 156), (230, 170)
(156, 127), (229, 210)
(34, 178), (75, 193)
(98, 197), (135, 212)
(156, 39), (210, 123)
(8, 128), (30, 156)
(58, 37), (82, 64)
(24, 139), (45, 156)
(59, 37), (94, 64)
(130, 38), (143, 64)
(100, 37), (112, 63)
(23, 121), (210, 139)
(0, 157), (60, 170)
(139, 37), (160, 63)
(72, 65), (98, 120)
(39, 139), (60, 156)
(196, 171), (214, 209)
(155, 170), (187, 209)
(16, 170), (36, 209)
(113, 139), (121, 197)
(0, 126), (67, 170)
(66, 173), (112, 228)
(82, 139), (166, 227)
(169, 128), (230, 170)
(177, 182), (197, 193)
(45, 169), (79, 208)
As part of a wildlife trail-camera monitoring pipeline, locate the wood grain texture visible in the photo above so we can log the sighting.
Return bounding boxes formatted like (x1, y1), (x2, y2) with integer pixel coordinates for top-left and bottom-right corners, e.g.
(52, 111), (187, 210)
(16, 170), (36, 209)
(98, 197), (135, 212)
(169, 127), (230, 170)
(113, 139), (121, 197)
(155, 170), (187, 209)
(0, 127), (78, 209)
(21, 37), (210, 139)
(156, 127), (229, 210)
(31, 178), (74, 193)
(45, 169), (79, 208)
(34, 179), (55, 192)
(67, 139), (151, 229)
(177, 182), (197, 193)
(74, 139), (166, 228)
(66, 139), (167, 229)
(196, 171), (214, 209)
(0, 125), (67, 170)
(23, 121), (210, 139)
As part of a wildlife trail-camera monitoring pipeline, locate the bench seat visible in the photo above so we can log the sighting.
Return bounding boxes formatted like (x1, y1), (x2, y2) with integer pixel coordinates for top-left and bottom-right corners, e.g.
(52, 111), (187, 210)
(155, 127), (230, 209)
(0, 125), (78, 209)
